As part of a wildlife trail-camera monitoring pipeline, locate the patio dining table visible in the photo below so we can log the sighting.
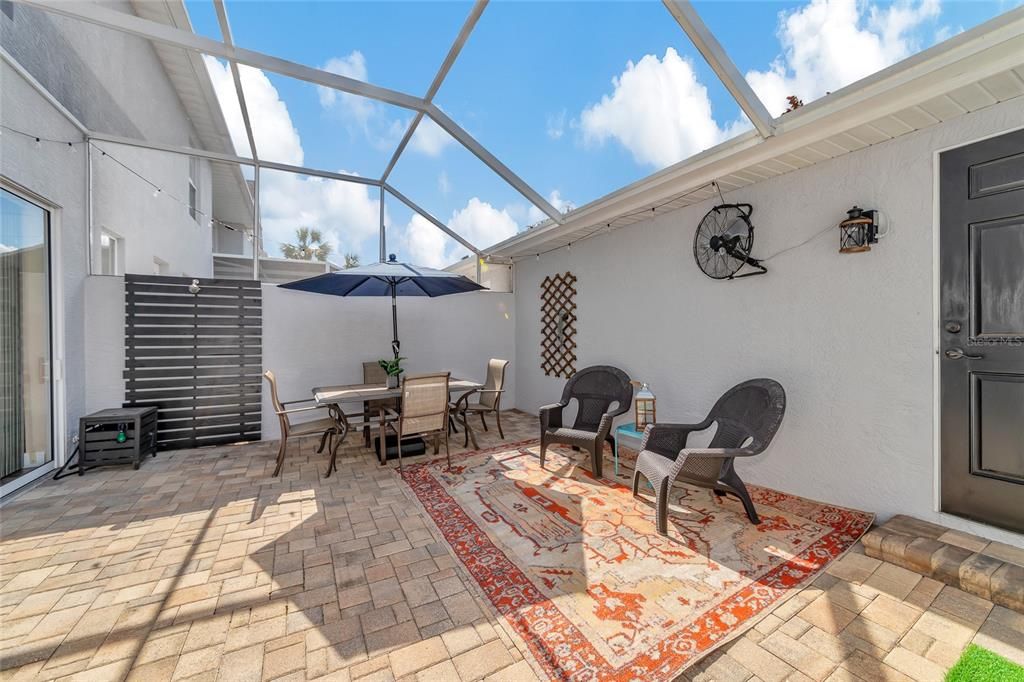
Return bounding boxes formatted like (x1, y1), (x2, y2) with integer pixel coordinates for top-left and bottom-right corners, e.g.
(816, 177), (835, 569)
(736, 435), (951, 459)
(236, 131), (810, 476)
(312, 378), (484, 462)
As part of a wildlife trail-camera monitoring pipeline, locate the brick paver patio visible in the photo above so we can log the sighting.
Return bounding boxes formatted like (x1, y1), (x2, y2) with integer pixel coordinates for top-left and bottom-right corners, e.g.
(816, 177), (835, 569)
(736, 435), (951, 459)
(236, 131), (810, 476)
(1, 410), (1021, 681)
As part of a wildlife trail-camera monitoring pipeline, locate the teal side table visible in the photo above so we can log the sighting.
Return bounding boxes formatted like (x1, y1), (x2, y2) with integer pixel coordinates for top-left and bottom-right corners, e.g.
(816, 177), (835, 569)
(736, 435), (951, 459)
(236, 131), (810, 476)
(613, 422), (646, 476)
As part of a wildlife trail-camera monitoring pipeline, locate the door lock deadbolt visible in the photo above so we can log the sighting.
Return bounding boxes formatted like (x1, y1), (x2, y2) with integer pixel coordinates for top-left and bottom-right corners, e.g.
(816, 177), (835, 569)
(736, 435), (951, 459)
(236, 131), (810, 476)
(944, 321), (962, 334)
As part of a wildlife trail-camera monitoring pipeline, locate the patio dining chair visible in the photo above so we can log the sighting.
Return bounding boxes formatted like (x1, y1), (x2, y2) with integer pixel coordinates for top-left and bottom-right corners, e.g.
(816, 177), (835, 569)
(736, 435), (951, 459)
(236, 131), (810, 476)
(362, 361), (400, 447)
(382, 372), (452, 472)
(450, 359), (509, 445)
(539, 365), (633, 478)
(632, 378), (786, 534)
(264, 370), (377, 478)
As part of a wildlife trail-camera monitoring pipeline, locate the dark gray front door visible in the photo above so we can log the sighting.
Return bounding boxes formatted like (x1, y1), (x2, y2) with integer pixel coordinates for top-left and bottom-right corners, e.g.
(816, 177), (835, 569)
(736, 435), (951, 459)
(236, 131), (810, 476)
(939, 128), (1024, 534)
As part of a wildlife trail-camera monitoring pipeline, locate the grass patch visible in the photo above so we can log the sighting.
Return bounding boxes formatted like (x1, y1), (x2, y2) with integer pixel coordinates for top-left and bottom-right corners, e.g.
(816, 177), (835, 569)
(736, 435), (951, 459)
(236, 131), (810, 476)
(946, 644), (1024, 682)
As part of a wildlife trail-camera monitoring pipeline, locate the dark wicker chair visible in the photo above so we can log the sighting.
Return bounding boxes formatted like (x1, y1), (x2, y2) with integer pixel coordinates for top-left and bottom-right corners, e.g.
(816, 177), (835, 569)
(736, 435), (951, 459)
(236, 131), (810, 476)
(539, 365), (633, 478)
(633, 378), (786, 534)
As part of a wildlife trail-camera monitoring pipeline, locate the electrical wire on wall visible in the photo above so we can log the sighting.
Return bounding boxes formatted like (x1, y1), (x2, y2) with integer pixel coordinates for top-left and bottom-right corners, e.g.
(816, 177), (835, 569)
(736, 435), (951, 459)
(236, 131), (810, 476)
(516, 176), (889, 265)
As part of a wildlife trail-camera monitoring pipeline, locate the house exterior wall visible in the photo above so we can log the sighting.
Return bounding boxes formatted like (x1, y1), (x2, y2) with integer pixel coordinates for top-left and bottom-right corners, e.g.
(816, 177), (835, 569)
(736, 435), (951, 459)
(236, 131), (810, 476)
(1, 60), (89, 463)
(1, 0), (222, 476)
(91, 144), (215, 277)
(1, 0), (215, 279)
(513, 98), (1024, 545)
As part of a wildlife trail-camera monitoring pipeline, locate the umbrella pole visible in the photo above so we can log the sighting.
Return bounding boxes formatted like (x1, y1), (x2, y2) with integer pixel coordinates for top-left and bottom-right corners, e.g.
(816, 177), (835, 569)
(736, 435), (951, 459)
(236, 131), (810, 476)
(391, 284), (400, 359)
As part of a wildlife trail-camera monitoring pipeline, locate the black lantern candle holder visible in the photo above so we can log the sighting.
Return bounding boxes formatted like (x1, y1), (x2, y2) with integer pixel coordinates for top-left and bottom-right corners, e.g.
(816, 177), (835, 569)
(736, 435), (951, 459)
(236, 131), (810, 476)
(839, 206), (879, 253)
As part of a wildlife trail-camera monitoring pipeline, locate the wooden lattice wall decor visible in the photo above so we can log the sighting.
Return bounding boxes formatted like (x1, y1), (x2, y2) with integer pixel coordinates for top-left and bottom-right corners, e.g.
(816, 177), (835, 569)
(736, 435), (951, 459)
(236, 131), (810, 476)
(540, 272), (578, 378)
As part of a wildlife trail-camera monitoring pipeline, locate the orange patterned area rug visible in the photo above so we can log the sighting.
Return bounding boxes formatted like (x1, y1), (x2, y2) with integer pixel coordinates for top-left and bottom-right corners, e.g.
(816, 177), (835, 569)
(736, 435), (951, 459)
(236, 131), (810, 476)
(402, 441), (873, 682)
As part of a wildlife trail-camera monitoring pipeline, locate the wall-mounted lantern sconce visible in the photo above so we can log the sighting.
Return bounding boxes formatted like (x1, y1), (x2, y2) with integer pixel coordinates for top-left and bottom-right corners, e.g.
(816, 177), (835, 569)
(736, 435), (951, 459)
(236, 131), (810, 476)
(839, 206), (879, 253)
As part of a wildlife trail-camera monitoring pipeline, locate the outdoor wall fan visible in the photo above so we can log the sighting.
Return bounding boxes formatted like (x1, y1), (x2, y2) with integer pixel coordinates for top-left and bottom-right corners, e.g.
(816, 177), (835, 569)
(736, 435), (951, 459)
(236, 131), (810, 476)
(693, 203), (767, 280)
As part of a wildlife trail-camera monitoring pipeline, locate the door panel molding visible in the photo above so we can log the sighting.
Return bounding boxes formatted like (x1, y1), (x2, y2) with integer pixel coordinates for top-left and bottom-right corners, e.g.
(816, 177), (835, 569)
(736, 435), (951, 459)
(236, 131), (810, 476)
(969, 371), (1024, 484)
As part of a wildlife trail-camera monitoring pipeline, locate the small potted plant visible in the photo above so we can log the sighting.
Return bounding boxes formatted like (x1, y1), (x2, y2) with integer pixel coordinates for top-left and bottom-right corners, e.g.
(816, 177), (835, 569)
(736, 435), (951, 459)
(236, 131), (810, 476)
(378, 356), (405, 388)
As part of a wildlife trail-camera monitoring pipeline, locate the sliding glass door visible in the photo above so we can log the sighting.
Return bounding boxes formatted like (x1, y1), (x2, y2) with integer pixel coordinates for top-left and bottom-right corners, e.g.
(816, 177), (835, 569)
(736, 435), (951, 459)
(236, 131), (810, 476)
(1, 187), (53, 491)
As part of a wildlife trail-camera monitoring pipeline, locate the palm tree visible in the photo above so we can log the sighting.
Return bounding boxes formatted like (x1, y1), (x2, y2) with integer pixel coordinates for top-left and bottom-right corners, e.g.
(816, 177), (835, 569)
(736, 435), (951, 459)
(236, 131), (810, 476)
(343, 253), (360, 269)
(280, 227), (333, 261)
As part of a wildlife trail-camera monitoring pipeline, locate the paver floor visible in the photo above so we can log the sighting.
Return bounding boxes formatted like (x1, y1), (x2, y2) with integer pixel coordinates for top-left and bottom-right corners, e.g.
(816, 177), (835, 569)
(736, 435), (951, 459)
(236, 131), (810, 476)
(1, 410), (1021, 681)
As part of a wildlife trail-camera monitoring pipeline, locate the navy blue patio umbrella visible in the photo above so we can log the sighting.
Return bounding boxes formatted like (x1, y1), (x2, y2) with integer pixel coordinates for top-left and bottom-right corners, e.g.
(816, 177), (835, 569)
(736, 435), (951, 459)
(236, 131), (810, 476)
(279, 254), (487, 358)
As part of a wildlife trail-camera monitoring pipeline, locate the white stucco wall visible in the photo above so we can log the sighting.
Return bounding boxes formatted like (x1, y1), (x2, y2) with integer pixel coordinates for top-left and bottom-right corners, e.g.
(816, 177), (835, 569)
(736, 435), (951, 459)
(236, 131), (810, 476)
(1, 0), (226, 472)
(513, 99), (1024, 545)
(1, 60), (89, 463)
(83, 275), (127, 413)
(92, 144), (216, 277)
(3, 1), (217, 279)
(260, 286), (516, 440)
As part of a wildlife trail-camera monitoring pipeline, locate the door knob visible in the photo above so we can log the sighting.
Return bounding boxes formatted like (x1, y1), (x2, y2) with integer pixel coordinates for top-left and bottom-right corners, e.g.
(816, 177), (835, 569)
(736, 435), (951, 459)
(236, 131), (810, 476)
(944, 348), (983, 360)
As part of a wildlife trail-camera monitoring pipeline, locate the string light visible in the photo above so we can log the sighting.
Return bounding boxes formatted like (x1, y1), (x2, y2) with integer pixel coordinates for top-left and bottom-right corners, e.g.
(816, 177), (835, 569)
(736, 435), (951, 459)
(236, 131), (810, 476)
(5, 124), (250, 237)
(1, 124), (81, 149)
(514, 181), (721, 263)
(91, 141), (247, 235)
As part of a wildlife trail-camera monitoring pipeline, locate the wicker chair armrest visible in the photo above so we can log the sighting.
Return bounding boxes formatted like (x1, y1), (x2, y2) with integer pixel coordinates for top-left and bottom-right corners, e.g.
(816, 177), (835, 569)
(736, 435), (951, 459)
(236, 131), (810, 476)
(595, 413), (615, 441)
(664, 447), (754, 481)
(683, 447), (758, 458)
(539, 402), (566, 430)
(638, 423), (701, 457)
(280, 397), (318, 406)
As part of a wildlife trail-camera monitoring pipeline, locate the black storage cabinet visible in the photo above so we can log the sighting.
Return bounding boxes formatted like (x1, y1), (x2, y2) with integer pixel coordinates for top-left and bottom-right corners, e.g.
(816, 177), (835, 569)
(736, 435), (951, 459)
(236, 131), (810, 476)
(79, 407), (158, 473)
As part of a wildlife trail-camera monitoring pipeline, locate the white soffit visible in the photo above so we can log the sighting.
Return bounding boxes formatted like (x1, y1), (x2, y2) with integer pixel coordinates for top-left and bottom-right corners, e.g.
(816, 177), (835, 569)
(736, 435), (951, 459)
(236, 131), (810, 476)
(129, 0), (253, 227)
(488, 6), (1024, 258)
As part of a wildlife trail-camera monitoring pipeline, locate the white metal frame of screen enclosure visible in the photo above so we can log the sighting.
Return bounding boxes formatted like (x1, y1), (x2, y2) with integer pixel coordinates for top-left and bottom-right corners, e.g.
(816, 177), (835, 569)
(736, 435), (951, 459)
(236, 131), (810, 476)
(11, 0), (781, 276)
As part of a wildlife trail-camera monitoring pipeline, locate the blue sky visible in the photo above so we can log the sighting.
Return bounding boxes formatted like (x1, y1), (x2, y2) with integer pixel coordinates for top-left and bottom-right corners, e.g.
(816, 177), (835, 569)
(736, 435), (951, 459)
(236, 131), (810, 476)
(187, 0), (1012, 267)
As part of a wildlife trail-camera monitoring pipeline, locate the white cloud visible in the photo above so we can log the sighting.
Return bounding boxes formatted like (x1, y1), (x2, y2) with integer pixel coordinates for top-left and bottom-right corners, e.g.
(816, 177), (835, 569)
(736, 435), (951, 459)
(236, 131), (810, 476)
(546, 110), (567, 140)
(448, 198), (518, 256)
(402, 214), (450, 269)
(746, 0), (940, 116)
(258, 171), (380, 261)
(318, 52), (403, 151)
(527, 190), (574, 225)
(579, 48), (734, 169)
(317, 52), (373, 125)
(0, 243), (15, 253)
(408, 116), (453, 157)
(205, 56), (383, 260)
(395, 198), (519, 268)
(316, 54), (452, 158)
(438, 171), (451, 196)
(206, 58), (303, 165)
